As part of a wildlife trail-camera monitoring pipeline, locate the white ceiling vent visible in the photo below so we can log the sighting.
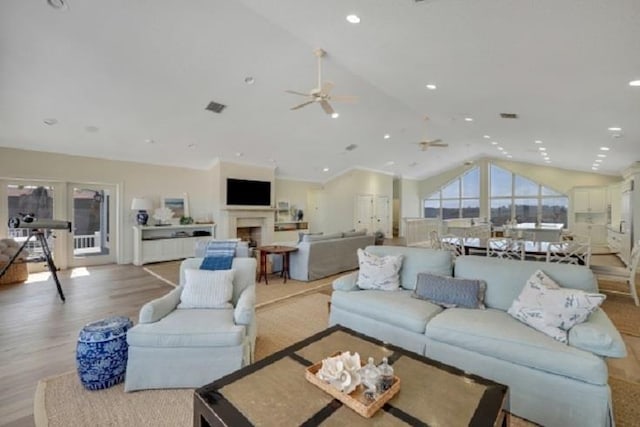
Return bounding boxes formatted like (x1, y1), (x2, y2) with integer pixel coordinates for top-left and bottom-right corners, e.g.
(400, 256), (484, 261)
(500, 113), (518, 119)
(205, 101), (227, 114)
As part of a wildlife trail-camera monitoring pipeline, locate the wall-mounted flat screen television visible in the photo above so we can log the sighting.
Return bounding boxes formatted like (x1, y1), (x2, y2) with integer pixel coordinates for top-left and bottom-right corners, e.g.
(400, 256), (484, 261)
(226, 178), (271, 206)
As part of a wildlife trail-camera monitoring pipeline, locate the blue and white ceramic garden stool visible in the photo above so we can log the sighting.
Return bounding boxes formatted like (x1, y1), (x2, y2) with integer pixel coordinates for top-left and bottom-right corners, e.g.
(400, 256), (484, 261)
(76, 316), (133, 390)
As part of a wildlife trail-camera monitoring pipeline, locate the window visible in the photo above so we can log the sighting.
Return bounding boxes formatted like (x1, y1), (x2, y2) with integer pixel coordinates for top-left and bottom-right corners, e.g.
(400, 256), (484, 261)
(423, 167), (480, 219)
(489, 164), (568, 226)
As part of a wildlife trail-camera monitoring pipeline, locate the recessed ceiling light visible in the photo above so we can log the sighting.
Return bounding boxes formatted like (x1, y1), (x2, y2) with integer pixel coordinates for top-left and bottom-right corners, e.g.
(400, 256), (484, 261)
(507, 155), (513, 158)
(538, 147), (546, 151)
(491, 141), (498, 145)
(497, 146), (504, 151)
(383, 134), (390, 139)
(600, 146), (610, 151)
(464, 117), (473, 122)
(592, 167), (599, 170)
(595, 159), (603, 163)
(43, 118), (58, 125)
(244, 76), (255, 85)
(145, 139), (155, 144)
(235, 152), (243, 157)
(322, 167), (329, 172)
(331, 112), (339, 119)
(597, 154), (607, 158)
(608, 127), (622, 131)
(425, 84), (437, 90)
(629, 80), (640, 87)
(483, 135), (491, 139)
(535, 140), (542, 144)
(346, 14), (361, 24)
(385, 161), (395, 166)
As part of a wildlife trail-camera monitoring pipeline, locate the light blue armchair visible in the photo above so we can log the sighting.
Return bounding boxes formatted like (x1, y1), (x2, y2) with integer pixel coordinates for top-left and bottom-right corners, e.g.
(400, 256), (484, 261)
(124, 257), (257, 391)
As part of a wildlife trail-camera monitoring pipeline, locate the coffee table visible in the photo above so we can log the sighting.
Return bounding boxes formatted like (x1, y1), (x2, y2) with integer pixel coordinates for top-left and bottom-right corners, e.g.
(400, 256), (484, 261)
(194, 325), (509, 426)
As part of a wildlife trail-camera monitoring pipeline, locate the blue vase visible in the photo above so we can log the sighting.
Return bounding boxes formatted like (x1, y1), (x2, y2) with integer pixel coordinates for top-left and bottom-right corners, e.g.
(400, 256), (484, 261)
(136, 210), (149, 226)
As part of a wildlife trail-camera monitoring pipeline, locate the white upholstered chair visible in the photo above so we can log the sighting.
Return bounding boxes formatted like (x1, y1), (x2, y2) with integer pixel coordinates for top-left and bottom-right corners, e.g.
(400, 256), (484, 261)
(486, 238), (525, 260)
(440, 235), (464, 258)
(124, 257), (257, 391)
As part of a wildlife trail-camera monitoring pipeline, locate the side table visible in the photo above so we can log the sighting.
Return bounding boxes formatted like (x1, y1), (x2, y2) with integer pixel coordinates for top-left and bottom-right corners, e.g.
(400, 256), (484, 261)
(256, 245), (298, 284)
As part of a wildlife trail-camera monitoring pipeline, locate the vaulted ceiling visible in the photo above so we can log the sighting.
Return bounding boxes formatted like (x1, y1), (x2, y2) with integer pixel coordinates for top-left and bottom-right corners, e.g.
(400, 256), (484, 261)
(1, 0), (639, 182)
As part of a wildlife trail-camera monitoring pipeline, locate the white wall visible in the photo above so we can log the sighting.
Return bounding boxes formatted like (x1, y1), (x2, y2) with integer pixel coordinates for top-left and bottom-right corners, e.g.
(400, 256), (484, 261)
(0, 147), (214, 265)
(398, 178), (421, 237)
(313, 169), (393, 234)
(274, 178), (321, 221)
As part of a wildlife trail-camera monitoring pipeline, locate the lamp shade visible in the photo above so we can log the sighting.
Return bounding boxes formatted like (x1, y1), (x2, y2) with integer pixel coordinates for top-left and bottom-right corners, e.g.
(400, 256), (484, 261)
(131, 197), (152, 211)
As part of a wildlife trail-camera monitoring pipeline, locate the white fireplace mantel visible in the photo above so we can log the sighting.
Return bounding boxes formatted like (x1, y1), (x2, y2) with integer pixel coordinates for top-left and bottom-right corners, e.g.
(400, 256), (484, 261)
(219, 208), (274, 244)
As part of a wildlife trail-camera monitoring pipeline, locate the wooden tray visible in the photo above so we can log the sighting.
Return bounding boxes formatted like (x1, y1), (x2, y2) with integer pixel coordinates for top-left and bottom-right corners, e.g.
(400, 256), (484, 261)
(305, 353), (400, 418)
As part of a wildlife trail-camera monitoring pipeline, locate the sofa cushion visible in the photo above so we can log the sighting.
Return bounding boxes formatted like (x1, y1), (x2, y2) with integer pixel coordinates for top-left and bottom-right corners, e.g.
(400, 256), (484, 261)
(302, 232), (342, 242)
(425, 308), (607, 385)
(343, 229), (367, 238)
(331, 289), (443, 334)
(362, 246), (453, 290)
(357, 249), (403, 291)
(413, 273), (486, 309)
(507, 270), (605, 343)
(127, 308), (245, 348)
(179, 269), (234, 309)
(453, 256), (597, 311)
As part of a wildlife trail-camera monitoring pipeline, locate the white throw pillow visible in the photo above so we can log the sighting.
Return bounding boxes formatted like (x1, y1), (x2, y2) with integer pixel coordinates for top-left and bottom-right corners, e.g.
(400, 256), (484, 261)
(178, 268), (234, 309)
(356, 249), (403, 291)
(507, 270), (605, 343)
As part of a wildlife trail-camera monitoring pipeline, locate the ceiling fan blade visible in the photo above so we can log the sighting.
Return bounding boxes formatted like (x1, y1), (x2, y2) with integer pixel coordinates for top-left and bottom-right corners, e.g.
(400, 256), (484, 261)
(320, 100), (335, 115)
(330, 95), (358, 103)
(321, 81), (335, 95)
(285, 90), (311, 97)
(431, 142), (448, 147)
(290, 100), (315, 110)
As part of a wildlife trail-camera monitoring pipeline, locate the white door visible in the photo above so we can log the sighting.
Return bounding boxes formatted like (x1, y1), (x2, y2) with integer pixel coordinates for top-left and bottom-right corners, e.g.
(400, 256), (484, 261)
(68, 184), (117, 266)
(355, 195), (374, 232)
(375, 195), (391, 237)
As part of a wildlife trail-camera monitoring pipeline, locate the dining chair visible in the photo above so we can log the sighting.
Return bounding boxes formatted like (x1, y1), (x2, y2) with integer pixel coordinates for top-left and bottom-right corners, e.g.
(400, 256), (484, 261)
(429, 230), (442, 249)
(486, 238), (525, 260)
(440, 235), (464, 259)
(591, 240), (640, 306)
(546, 239), (592, 267)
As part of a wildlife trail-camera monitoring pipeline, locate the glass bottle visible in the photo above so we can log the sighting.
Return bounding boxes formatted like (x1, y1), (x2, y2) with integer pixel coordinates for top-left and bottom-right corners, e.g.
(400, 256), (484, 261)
(360, 357), (380, 400)
(377, 357), (394, 392)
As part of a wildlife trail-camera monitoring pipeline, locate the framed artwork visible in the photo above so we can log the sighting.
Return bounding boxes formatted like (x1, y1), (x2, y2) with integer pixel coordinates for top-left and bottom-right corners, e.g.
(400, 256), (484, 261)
(162, 193), (189, 223)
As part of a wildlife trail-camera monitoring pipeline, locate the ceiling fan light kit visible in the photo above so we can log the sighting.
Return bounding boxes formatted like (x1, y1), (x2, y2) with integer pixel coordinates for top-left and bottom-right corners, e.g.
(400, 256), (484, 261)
(286, 48), (357, 116)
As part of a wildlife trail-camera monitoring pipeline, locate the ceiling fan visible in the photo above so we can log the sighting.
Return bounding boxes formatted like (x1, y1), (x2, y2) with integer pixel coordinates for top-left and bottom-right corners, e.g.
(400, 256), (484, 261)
(286, 48), (357, 116)
(412, 116), (448, 151)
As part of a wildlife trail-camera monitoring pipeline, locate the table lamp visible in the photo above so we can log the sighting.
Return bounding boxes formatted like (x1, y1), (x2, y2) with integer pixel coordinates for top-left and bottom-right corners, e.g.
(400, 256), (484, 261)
(131, 197), (153, 226)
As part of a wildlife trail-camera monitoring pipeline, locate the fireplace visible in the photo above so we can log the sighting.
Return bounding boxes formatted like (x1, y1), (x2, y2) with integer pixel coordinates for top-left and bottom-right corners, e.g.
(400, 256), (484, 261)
(219, 208), (275, 245)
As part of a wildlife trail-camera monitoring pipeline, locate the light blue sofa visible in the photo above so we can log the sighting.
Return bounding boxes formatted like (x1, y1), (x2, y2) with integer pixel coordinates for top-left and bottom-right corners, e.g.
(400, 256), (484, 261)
(124, 257), (256, 391)
(329, 246), (626, 427)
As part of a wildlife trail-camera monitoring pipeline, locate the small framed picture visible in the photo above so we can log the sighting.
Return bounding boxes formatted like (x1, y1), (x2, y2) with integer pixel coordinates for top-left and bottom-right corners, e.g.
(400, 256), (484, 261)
(162, 193), (189, 224)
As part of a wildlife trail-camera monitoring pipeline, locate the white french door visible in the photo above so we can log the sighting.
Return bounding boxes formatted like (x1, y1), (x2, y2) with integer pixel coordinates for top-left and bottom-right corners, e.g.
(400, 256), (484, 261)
(67, 183), (117, 266)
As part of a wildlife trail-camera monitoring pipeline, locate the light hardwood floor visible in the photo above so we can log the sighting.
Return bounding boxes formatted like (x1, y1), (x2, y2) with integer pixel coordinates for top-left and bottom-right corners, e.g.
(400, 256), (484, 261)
(0, 265), (174, 427)
(1, 255), (638, 427)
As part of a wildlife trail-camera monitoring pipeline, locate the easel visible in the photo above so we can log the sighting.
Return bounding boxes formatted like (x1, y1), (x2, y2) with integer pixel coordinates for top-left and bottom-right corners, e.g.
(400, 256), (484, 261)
(0, 229), (66, 302)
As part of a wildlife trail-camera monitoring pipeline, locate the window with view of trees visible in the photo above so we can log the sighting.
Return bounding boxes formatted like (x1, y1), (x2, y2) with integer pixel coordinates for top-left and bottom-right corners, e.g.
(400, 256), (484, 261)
(422, 164), (568, 227)
(423, 167), (480, 219)
(489, 164), (568, 226)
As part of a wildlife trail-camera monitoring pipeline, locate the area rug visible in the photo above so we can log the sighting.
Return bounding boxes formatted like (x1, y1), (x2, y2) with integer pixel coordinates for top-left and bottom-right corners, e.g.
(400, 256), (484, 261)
(600, 280), (640, 337)
(34, 292), (331, 427)
(142, 260), (333, 308)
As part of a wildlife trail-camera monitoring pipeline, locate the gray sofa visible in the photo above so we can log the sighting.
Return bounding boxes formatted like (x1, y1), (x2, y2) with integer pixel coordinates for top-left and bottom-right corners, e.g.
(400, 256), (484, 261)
(274, 231), (375, 281)
(329, 245), (626, 427)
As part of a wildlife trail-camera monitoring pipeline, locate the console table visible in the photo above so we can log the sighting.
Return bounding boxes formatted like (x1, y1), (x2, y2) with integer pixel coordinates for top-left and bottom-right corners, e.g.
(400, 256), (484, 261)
(132, 224), (216, 266)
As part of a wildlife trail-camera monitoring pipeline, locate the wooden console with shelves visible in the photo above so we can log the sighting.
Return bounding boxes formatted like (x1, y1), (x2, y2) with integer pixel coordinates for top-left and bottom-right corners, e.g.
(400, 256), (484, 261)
(133, 224), (216, 266)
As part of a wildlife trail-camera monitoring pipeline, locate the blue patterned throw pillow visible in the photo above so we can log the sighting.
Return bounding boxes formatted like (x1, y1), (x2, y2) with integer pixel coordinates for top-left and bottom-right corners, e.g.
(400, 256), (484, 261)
(200, 240), (237, 271)
(413, 273), (486, 309)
